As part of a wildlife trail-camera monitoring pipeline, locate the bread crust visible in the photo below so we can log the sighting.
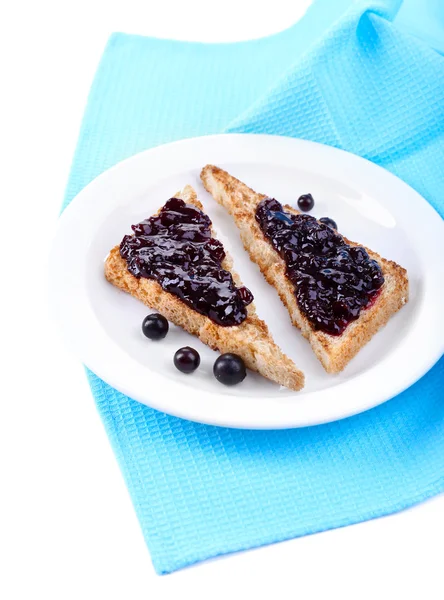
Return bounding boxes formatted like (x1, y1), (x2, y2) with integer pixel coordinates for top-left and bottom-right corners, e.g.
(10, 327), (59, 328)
(201, 165), (409, 373)
(104, 185), (305, 391)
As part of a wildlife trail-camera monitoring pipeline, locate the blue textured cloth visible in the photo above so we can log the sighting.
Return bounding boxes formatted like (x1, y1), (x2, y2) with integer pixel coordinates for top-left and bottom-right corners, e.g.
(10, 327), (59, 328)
(63, 0), (444, 574)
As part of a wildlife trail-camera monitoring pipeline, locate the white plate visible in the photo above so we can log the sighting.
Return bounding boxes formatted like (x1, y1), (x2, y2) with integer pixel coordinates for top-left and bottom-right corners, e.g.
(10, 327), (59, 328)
(49, 134), (444, 429)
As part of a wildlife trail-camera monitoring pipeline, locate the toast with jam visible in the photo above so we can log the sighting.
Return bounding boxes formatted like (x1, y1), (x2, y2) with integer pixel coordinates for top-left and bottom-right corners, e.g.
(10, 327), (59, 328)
(201, 165), (409, 373)
(105, 185), (305, 390)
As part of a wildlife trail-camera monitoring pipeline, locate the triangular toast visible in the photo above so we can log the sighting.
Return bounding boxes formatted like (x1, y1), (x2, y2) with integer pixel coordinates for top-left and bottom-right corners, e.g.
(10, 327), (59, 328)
(105, 185), (304, 390)
(201, 166), (409, 373)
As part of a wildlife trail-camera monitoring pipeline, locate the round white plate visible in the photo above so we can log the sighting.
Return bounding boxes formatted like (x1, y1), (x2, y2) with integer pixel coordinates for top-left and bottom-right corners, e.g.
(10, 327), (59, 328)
(49, 134), (444, 429)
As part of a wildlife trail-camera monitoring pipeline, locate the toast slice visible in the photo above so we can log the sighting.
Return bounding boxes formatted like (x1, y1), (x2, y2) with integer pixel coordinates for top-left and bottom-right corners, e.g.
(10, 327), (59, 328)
(105, 185), (304, 390)
(201, 165), (409, 373)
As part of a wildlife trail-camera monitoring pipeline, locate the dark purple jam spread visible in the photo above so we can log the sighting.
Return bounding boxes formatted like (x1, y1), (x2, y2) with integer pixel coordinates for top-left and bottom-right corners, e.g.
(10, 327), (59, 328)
(256, 198), (384, 335)
(120, 198), (253, 326)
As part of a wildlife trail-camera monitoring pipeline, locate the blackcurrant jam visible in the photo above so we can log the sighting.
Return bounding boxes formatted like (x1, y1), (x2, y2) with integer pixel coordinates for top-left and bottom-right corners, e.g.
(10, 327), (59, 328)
(256, 198), (384, 335)
(120, 198), (253, 326)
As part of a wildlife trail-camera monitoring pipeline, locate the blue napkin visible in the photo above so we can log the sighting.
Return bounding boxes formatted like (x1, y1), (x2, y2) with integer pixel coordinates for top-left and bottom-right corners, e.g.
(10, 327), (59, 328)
(64, 0), (444, 574)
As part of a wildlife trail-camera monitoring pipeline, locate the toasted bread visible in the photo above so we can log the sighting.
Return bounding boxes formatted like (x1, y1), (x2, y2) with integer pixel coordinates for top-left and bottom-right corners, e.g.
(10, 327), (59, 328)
(105, 185), (304, 390)
(201, 166), (409, 373)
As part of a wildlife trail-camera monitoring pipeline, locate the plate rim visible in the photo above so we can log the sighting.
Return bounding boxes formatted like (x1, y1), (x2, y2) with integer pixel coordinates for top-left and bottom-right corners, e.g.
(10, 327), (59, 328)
(49, 133), (444, 429)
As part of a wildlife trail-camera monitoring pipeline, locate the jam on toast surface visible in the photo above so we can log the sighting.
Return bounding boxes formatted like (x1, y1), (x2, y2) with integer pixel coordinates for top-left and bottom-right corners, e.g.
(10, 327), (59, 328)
(255, 198), (384, 336)
(120, 197), (253, 327)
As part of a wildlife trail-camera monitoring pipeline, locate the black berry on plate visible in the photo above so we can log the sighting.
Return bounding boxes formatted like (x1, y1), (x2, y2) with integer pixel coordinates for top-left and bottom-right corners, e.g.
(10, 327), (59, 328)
(142, 313), (169, 340)
(174, 347), (201, 374)
(297, 193), (314, 212)
(213, 353), (247, 386)
(319, 217), (338, 230)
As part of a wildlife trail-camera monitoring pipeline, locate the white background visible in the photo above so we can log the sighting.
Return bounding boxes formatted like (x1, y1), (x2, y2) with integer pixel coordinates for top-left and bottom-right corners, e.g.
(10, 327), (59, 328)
(1, 1), (442, 598)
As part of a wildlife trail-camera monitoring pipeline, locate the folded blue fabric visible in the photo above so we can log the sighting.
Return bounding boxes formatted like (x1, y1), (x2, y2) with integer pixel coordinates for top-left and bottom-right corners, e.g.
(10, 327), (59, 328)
(64, 0), (444, 574)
